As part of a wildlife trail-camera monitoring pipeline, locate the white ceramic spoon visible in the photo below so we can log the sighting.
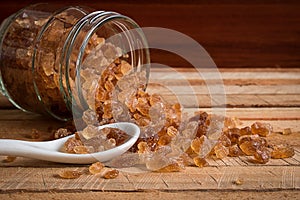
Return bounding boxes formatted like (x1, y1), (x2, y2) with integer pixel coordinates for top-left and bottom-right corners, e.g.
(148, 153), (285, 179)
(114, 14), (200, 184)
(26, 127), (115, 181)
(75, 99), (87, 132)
(0, 122), (140, 164)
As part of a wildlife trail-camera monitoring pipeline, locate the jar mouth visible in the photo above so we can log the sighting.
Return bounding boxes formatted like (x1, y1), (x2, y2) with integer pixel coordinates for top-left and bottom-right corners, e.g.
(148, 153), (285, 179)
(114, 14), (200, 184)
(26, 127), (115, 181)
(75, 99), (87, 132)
(61, 11), (150, 121)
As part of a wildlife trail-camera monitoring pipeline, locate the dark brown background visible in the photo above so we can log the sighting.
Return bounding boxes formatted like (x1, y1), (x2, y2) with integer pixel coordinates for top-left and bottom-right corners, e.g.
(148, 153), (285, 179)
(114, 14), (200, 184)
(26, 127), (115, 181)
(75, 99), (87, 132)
(1, 0), (299, 68)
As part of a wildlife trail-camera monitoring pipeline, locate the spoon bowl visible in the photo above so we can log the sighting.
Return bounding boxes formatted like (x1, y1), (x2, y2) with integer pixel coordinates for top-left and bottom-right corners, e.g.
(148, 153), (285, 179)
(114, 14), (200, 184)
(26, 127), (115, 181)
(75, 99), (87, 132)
(0, 122), (140, 164)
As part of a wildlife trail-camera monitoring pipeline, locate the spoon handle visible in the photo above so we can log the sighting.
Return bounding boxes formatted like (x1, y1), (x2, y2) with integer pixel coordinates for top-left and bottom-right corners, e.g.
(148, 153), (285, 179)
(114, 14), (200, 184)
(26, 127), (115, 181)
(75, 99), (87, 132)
(0, 139), (41, 158)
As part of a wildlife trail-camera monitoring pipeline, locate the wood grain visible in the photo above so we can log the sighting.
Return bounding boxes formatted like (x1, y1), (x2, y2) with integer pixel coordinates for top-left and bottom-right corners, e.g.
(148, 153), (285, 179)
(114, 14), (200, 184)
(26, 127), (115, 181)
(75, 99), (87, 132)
(0, 1), (299, 196)
(0, 165), (299, 191)
(0, 78), (299, 198)
(1, 67), (300, 108)
(0, 190), (299, 200)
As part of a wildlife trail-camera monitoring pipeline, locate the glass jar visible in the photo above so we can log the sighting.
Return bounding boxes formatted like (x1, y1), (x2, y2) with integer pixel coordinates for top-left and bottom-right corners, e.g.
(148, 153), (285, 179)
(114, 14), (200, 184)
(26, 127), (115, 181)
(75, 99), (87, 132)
(0, 4), (150, 121)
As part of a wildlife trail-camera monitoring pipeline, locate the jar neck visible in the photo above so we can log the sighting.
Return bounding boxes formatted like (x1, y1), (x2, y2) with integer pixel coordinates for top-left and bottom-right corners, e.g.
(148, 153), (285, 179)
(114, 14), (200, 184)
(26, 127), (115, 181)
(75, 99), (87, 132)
(60, 11), (150, 118)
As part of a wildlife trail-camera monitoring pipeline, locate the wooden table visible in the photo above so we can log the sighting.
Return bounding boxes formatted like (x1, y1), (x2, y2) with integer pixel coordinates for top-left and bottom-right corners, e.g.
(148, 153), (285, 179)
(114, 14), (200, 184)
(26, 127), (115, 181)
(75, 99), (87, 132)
(1, 0), (300, 199)
(0, 67), (299, 199)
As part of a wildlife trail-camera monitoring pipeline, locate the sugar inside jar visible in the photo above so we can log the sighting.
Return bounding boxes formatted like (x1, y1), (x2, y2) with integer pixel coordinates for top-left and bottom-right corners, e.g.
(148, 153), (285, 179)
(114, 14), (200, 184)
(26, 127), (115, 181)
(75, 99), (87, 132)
(0, 4), (150, 121)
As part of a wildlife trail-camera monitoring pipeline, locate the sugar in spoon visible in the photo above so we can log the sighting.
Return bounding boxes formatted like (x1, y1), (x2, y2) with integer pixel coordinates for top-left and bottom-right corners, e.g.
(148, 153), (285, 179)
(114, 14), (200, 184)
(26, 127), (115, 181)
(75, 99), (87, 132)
(0, 122), (140, 164)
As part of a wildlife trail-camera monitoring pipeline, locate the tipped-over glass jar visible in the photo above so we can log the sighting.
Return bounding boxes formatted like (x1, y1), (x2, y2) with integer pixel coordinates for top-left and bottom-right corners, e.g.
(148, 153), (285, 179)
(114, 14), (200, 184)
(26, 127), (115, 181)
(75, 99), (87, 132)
(0, 4), (150, 121)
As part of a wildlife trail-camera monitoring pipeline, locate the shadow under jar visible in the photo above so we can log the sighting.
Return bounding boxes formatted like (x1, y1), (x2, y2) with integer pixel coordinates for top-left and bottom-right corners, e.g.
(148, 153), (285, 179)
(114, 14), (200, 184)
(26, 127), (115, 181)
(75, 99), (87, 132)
(0, 4), (150, 121)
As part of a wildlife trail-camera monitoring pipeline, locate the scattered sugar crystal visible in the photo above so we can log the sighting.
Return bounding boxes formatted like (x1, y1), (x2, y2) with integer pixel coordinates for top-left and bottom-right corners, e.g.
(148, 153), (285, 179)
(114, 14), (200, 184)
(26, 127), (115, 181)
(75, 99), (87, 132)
(53, 128), (72, 139)
(111, 100), (131, 122)
(181, 121), (199, 138)
(89, 162), (105, 174)
(31, 128), (41, 139)
(224, 117), (237, 129)
(253, 148), (270, 164)
(206, 118), (223, 140)
(238, 134), (267, 156)
(240, 126), (252, 136)
(191, 136), (204, 154)
(58, 170), (82, 179)
(282, 128), (292, 135)
(156, 162), (184, 172)
(167, 126), (178, 137)
(214, 143), (229, 159)
(270, 144), (295, 159)
(224, 128), (241, 144)
(82, 109), (99, 125)
(148, 102), (166, 125)
(251, 122), (273, 137)
(233, 178), (244, 185)
(137, 141), (150, 154)
(193, 157), (208, 168)
(158, 135), (172, 146)
(105, 152), (140, 168)
(102, 100), (113, 119)
(239, 141), (258, 156)
(218, 134), (231, 147)
(103, 168), (119, 179)
(2, 156), (17, 163)
(144, 146), (174, 171)
(191, 135), (217, 158)
(228, 144), (244, 157)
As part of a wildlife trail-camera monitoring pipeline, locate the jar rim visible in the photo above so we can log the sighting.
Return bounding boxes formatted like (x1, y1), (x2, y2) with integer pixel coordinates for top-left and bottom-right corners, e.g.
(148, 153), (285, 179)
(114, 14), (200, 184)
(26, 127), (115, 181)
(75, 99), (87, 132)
(61, 11), (150, 117)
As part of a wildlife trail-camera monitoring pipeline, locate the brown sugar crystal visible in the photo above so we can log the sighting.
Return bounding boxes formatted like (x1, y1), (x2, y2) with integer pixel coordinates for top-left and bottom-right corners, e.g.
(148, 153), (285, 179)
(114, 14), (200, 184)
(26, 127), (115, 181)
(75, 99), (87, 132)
(103, 169), (119, 179)
(270, 144), (295, 159)
(191, 136), (204, 154)
(31, 129), (41, 139)
(2, 156), (17, 163)
(238, 134), (267, 156)
(224, 128), (241, 144)
(228, 144), (244, 157)
(106, 127), (129, 146)
(251, 122), (273, 137)
(282, 128), (292, 135)
(53, 128), (72, 139)
(193, 157), (208, 168)
(58, 170), (82, 179)
(73, 146), (91, 154)
(253, 148), (270, 164)
(89, 162), (105, 174)
(63, 127), (129, 154)
(64, 137), (84, 153)
(214, 143), (229, 159)
(156, 162), (184, 173)
(240, 126), (252, 136)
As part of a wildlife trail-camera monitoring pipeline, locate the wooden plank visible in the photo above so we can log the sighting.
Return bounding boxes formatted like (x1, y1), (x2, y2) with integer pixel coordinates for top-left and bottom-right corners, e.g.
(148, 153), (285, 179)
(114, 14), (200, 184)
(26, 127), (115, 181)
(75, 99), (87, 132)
(148, 83), (300, 95)
(0, 108), (299, 140)
(150, 68), (300, 80)
(0, 68), (299, 194)
(1, 93), (299, 109)
(154, 93), (300, 108)
(147, 67), (300, 107)
(0, 165), (299, 191)
(1, 68), (299, 108)
(0, 190), (299, 200)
